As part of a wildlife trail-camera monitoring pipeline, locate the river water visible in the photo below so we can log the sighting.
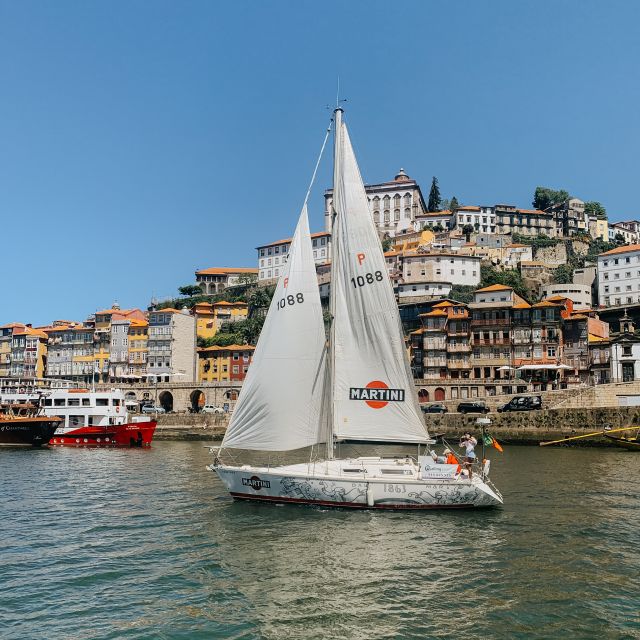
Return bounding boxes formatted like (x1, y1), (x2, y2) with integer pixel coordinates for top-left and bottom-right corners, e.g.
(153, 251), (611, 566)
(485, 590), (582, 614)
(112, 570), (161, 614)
(1, 442), (639, 640)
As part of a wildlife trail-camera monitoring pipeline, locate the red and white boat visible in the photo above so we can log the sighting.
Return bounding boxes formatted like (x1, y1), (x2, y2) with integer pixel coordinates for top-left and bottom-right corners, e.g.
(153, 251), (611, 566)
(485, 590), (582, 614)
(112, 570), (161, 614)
(0, 388), (156, 447)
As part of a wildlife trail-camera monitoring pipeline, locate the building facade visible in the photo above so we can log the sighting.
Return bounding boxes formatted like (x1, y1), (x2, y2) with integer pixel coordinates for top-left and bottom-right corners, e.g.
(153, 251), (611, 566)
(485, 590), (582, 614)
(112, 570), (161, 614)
(197, 344), (255, 382)
(257, 232), (330, 283)
(597, 244), (640, 307)
(324, 168), (427, 237)
(147, 308), (196, 382)
(195, 267), (258, 295)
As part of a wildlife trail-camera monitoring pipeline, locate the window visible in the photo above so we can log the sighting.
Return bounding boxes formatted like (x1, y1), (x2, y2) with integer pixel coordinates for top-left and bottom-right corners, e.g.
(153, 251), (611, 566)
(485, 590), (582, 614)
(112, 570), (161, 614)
(623, 346), (632, 356)
(96, 398), (109, 406)
(54, 398), (65, 407)
(547, 346), (556, 357)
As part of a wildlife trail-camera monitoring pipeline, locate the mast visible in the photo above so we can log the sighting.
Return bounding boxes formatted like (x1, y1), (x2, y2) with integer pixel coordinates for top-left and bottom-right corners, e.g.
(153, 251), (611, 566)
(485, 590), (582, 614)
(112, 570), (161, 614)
(327, 107), (343, 460)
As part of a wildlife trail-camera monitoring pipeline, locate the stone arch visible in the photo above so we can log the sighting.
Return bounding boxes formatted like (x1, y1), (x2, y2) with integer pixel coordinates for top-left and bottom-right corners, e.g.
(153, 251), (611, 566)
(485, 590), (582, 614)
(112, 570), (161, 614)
(190, 389), (205, 412)
(159, 391), (174, 412)
(417, 389), (429, 403)
(434, 387), (446, 401)
(225, 389), (239, 401)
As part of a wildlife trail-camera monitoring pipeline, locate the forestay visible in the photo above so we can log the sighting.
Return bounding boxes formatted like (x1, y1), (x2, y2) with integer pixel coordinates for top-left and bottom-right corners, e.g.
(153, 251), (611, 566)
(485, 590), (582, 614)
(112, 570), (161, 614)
(222, 205), (327, 451)
(330, 110), (429, 444)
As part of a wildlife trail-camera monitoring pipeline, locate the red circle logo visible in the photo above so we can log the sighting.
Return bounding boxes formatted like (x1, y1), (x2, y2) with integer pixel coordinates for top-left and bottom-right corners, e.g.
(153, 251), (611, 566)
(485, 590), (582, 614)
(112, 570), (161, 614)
(365, 380), (389, 409)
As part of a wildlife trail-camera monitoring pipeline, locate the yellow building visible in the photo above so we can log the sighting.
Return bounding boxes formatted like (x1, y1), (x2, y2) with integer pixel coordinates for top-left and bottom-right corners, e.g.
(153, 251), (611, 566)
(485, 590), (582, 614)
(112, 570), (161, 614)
(194, 301), (249, 340)
(10, 326), (48, 379)
(198, 344), (255, 382)
(127, 319), (149, 379)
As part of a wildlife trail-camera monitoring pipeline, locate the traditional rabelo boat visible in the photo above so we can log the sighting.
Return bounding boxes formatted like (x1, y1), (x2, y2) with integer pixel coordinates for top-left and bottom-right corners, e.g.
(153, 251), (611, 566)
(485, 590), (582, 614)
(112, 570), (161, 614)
(0, 401), (62, 447)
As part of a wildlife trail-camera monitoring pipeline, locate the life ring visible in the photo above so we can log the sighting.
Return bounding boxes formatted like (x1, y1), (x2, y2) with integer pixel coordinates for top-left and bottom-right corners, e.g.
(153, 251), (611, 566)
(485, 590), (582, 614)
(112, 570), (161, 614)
(116, 406), (120, 413)
(19, 387), (26, 394)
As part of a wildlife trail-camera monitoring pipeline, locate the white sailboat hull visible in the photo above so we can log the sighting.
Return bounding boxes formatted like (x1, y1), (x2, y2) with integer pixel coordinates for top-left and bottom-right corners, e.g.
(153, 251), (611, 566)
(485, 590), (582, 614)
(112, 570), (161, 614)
(209, 457), (502, 509)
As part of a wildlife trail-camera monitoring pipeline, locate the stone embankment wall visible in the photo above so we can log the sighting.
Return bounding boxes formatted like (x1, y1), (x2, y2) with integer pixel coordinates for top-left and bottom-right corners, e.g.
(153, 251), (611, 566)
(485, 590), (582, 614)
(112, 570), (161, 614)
(424, 406), (640, 445)
(153, 413), (228, 441)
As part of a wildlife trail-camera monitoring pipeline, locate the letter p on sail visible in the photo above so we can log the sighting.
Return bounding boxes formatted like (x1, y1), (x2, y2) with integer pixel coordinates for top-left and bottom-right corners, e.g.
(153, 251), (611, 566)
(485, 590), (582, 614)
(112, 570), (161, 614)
(357, 252), (366, 265)
(283, 277), (289, 288)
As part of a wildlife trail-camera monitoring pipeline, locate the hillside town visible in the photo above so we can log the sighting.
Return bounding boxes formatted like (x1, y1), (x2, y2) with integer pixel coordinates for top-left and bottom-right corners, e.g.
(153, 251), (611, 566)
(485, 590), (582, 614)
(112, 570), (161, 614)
(3, 171), (640, 403)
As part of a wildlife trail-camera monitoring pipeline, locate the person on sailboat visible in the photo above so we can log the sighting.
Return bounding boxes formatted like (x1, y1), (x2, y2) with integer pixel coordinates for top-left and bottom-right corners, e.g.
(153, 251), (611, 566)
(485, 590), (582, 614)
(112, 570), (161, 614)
(459, 434), (477, 479)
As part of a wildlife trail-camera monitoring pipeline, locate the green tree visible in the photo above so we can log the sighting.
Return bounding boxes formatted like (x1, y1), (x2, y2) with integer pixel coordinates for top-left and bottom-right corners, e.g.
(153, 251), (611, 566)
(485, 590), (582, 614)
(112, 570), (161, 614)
(461, 224), (474, 242)
(532, 186), (570, 211)
(449, 285), (476, 304)
(553, 264), (574, 284)
(381, 236), (393, 252)
(480, 264), (530, 301)
(584, 201), (607, 219)
(178, 284), (202, 297)
(237, 273), (258, 286)
(432, 223), (444, 233)
(614, 233), (626, 245)
(449, 196), (459, 212)
(427, 177), (441, 212)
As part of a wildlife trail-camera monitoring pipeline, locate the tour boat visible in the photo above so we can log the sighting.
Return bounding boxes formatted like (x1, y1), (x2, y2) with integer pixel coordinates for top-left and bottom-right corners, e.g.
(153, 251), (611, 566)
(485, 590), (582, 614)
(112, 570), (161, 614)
(0, 389), (156, 447)
(209, 109), (503, 509)
(0, 402), (62, 447)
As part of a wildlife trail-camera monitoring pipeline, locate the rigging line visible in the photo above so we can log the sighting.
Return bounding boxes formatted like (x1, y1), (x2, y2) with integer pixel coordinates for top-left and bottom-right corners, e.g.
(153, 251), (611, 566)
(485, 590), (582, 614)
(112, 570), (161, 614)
(302, 117), (333, 209)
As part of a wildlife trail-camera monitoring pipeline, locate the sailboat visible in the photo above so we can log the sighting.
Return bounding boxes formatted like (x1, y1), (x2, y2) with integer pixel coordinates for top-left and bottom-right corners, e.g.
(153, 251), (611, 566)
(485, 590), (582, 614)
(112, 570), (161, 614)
(209, 109), (503, 509)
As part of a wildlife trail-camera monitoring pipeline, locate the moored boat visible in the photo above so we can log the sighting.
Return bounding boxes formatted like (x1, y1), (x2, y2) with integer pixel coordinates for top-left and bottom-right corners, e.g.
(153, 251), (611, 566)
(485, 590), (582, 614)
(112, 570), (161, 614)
(0, 388), (156, 447)
(0, 402), (62, 447)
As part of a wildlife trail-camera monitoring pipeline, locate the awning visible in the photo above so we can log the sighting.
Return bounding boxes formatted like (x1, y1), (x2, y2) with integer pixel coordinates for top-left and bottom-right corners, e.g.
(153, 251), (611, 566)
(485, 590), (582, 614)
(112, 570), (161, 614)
(517, 364), (571, 371)
(497, 366), (515, 371)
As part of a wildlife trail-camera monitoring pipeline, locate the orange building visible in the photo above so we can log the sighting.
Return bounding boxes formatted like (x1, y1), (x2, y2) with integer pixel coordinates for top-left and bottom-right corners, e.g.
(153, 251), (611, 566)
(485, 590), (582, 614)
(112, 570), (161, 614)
(198, 344), (255, 382)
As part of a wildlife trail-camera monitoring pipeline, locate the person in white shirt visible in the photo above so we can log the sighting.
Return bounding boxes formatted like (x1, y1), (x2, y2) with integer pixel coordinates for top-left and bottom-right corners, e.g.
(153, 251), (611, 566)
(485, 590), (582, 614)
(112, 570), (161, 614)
(459, 433), (478, 479)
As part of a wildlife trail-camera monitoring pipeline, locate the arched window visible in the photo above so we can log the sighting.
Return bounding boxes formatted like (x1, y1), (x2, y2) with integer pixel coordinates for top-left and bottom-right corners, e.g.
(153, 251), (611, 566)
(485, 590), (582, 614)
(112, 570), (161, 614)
(394, 209), (400, 221)
(383, 195), (391, 210)
(394, 194), (401, 209)
(404, 208), (411, 219)
(374, 211), (380, 224)
(384, 210), (390, 223)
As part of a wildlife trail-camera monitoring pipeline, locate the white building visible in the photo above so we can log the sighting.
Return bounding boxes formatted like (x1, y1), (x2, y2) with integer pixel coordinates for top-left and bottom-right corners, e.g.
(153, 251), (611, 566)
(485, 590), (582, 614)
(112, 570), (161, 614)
(196, 267), (258, 295)
(414, 210), (454, 231)
(147, 308), (196, 383)
(597, 244), (640, 308)
(396, 252), (481, 300)
(324, 169), (427, 238)
(609, 221), (640, 245)
(454, 206), (497, 234)
(257, 232), (331, 282)
(609, 313), (640, 382)
(540, 283), (593, 309)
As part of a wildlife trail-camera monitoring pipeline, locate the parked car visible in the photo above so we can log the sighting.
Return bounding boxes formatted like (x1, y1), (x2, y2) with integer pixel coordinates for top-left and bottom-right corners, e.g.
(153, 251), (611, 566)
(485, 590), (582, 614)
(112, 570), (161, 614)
(201, 405), (225, 414)
(456, 401), (490, 415)
(421, 403), (448, 414)
(142, 405), (166, 414)
(497, 395), (542, 413)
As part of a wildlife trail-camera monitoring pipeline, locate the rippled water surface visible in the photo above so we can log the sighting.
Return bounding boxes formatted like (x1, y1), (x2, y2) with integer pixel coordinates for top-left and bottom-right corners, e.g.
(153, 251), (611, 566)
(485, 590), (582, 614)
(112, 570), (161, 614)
(1, 442), (639, 639)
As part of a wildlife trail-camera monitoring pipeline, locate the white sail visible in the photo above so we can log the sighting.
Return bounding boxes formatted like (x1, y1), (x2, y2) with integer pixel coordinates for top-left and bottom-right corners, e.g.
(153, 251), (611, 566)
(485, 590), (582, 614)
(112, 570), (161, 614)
(330, 110), (429, 444)
(222, 205), (327, 451)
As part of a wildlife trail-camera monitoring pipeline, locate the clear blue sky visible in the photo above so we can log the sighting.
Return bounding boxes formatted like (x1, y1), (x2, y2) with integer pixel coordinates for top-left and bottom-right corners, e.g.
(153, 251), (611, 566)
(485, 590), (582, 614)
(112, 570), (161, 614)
(2, 0), (639, 326)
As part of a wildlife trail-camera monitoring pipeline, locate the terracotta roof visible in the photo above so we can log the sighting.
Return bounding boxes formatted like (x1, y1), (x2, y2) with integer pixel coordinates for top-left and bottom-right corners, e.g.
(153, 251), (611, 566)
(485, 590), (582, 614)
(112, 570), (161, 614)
(457, 206), (481, 211)
(153, 307), (180, 313)
(13, 327), (47, 339)
(257, 232), (330, 249)
(213, 301), (248, 307)
(512, 302), (532, 309)
(588, 333), (608, 343)
(196, 267), (258, 275)
(532, 300), (561, 308)
(420, 309), (447, 317)
(433, 301), (455, 308)
(384, 250), (400, 257)
(516, 209), (551, 216)
(0, 322), (26, 329)
(507, 243), (529, 248)
(128, 319), (148, 327)
(475, 284), (513, 293)
(566, 314), (588, 320)
(416, 210), (452, 217)
(199, 344), (256, 353)
(599, 244), (640, 256)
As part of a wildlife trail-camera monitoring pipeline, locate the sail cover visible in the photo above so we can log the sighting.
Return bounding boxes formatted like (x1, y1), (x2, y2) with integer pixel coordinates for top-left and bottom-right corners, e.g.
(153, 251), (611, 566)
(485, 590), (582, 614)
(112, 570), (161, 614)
(222, 205), (327, 450)
(330, 111), (429, 443)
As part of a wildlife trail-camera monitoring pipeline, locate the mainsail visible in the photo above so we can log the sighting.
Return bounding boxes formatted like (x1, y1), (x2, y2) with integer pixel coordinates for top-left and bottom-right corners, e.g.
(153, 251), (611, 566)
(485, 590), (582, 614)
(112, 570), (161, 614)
(330, 110), (429, 444)
(221, 205), (327, 451)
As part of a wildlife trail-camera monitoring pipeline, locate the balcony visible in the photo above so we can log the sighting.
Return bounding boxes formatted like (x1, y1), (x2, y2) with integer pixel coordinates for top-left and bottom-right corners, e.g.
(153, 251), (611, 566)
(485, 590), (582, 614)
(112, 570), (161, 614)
(448, 359), (471, 369)
(423, 357), (447, 367)
(471, 318), (510, 327)
(472, 339), (511, 346)
(447, 343), (471, 352)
